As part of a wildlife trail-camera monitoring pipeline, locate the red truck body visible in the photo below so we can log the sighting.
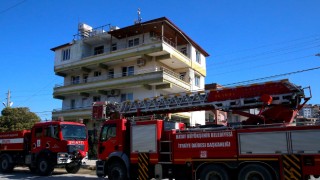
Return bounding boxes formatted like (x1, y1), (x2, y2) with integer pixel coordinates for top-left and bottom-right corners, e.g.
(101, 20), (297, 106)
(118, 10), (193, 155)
(0, 130), (30, 151)
(0, 121), (88, 176)
(94, 79), (319, 180)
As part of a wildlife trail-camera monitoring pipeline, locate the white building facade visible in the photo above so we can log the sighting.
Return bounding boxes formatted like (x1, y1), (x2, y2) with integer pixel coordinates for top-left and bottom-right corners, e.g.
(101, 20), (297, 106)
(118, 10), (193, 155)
(51, 17), (209, 128)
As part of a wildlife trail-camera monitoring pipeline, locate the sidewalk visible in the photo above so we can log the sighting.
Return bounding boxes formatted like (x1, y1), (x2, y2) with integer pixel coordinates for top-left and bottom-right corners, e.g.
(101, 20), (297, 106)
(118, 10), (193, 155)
(82, 159), (96, 170)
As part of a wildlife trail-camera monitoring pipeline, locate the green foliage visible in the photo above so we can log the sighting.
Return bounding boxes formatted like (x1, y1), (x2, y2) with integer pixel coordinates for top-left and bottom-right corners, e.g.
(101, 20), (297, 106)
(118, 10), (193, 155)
(0, 107), (40, 132)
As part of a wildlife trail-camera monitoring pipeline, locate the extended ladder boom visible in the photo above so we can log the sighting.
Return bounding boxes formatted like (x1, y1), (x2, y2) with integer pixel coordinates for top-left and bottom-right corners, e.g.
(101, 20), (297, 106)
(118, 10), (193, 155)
(92, 79), (307, 120)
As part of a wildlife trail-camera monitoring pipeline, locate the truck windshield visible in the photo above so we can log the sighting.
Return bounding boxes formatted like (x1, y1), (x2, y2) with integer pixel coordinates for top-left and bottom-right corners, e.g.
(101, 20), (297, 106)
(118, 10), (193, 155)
(61, 124), (87, 140)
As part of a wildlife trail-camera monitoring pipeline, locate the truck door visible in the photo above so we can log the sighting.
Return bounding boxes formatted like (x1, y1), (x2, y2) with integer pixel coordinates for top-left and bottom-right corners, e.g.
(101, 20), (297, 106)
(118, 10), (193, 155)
(31, 126), (44, 153)
(98, 123), (118, 159)
(43, 125), (60, 152)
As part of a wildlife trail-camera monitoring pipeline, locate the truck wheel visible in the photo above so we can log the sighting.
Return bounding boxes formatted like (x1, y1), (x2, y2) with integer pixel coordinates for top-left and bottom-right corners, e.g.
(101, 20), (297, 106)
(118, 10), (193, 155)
(200, 164), (229, 180)
(238, 164), (272, 180)
(37, 158), (54, 176)
(108, 161), (127, 180)
(0, 155), (14, 173)
(65, 162), (81, 174)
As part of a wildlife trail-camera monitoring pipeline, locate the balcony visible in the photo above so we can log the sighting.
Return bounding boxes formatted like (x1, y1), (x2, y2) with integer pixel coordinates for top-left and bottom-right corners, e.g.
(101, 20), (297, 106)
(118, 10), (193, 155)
(54, 35), (196, 76)
(52, 106), (91, 120)
(53, 67), (191, 98)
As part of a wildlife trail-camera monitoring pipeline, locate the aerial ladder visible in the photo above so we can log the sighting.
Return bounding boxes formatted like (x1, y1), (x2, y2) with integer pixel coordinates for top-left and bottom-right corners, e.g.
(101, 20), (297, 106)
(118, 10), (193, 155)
(92, 79), (310, 126)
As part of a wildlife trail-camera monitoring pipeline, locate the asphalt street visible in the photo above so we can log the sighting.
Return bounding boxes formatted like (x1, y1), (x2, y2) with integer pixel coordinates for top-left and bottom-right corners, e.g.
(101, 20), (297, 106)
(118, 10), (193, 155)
(0, 167), (100, 180)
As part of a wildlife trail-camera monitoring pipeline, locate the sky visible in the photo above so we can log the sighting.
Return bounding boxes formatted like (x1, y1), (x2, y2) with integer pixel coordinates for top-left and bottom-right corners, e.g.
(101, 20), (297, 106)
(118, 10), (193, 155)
(0, 0), (319, 120)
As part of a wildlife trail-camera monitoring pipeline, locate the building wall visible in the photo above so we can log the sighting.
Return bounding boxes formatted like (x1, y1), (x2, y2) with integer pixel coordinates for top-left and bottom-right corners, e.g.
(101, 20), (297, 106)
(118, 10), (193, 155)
(53, 19), (208, 126)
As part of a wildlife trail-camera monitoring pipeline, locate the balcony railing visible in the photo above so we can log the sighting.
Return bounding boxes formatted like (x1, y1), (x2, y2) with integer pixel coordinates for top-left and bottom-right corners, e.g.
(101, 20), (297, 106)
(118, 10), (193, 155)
(53, 105), (92, 113)
(73, 24), (111, 40)
(55, 34), (191, 72)
(80, 35), (189, 59)
(54, 66), (189, 89)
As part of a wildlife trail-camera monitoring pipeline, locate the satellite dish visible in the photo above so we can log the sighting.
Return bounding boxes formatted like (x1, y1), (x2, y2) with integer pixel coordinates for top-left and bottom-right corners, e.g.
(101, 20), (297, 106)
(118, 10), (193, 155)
(9, 102), (13, 107)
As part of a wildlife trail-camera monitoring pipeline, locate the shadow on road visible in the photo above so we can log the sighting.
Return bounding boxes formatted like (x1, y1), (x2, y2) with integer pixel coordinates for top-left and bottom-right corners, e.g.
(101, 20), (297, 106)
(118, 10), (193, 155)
(0, 168), (101, 180)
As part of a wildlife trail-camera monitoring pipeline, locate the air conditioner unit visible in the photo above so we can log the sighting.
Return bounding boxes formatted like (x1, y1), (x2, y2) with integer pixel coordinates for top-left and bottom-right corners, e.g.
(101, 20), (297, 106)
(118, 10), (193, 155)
(107, 89), (120, 96)
(137, 58), (146, 66)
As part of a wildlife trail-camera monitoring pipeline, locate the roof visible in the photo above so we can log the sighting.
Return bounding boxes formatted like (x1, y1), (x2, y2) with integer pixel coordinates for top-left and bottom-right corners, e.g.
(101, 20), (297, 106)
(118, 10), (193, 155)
(50, 42), (73, 51)
(50, 17), (209, 56)
(109, 17), (209, 57)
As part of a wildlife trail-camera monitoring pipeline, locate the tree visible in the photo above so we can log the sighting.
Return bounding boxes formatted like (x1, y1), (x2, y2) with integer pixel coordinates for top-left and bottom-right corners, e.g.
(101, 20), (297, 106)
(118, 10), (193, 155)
(0, 107), (40, 132)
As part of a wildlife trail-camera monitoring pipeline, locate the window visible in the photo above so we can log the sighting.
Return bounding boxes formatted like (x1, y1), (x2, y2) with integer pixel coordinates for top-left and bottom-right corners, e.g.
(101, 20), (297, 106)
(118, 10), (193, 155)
(179, 72), (186, 80)
(81, 98), (88, 108)
(93, 96), (101, 102)
(208, 114), (215, 123)
(62, 48), (70, 61)
(121, 94), (126, 102)
(70, 99), (76, 109)
(83, 74), (88, 83)
(180, 47), (187, 56)
(35, 127), (43, 138)
(94, 46), (104, 55)
(127, 93), (133, 101)
(120, 93), (133, 102)
(195, 75), (200, 87)
(150, 31), (157, 38)
(45, 125), (59, 139)
(94, 71), (101, 77)
(71, 76), (80, 84)
(128, 38), (139, 47)
(108, 69), (114, 78)
(100, 124), (116, 141)
(122, 66), (134, 77)
(111, 43), (117, 51)
(196, 50), (201, 64)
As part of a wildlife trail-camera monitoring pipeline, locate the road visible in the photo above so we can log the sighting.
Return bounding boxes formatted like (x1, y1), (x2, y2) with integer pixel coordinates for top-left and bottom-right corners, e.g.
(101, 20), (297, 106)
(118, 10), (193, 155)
(0, 167), (101, 180)
(1, 167), (319, 180)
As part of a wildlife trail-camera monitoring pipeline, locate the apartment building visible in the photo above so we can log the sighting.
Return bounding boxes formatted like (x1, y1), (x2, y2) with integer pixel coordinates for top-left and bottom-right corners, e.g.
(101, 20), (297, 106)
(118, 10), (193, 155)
(51, 17), (209, 130)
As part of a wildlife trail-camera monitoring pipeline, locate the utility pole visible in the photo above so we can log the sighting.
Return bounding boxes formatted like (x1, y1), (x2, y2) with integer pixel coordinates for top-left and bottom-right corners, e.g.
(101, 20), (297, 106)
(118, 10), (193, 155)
(3, 90), (13, 108)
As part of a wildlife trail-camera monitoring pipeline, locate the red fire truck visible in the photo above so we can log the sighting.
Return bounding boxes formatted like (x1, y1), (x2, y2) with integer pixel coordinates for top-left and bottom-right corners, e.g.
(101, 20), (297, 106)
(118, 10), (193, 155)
(94, 79), (320, 180)
(0, 120), (88, 176)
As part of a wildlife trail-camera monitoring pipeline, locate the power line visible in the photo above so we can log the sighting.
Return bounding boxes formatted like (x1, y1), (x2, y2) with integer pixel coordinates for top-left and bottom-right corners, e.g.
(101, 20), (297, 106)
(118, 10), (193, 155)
(212, 34), (320, 58)
(211, 39), (320, 67)
(222, 66), (320, 87)
(208, 54), (313, 77)
(0, 0), (26, 14)
(210, 46), (318, 71)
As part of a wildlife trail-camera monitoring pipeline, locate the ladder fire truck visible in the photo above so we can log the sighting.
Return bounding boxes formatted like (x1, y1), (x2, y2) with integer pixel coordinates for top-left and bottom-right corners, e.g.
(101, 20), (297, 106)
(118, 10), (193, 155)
(0, 121), (88, 176)
(93, 79), (320, 180)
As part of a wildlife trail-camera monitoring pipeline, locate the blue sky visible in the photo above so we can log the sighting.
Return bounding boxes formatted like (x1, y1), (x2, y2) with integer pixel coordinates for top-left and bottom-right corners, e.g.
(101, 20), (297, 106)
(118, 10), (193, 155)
(0, 0), (319, 120)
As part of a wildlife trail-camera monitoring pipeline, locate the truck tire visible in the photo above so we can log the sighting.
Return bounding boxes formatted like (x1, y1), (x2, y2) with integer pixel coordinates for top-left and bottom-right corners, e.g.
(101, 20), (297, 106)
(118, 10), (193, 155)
(37, 158), (54, 176)
(65, 162), (81, 174)
(238, 164), (273, 180)
(108, 161), (128, 180)
(200, 164), (229, 180)
(0, 155), (14, 173)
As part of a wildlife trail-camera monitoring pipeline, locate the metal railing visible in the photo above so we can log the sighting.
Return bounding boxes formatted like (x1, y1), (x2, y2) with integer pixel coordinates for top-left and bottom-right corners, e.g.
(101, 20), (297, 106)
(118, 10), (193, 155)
(55, 34), (191, 71)
(73, 24), (111, 40)
(54, 66), (189, 88)
(53, 105), (92, 113)
(78, 35), (189, 59)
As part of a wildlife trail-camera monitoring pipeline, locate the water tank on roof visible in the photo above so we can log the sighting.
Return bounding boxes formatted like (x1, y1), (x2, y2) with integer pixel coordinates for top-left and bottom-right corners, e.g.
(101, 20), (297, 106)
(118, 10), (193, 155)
(78, 23), (93, 38)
